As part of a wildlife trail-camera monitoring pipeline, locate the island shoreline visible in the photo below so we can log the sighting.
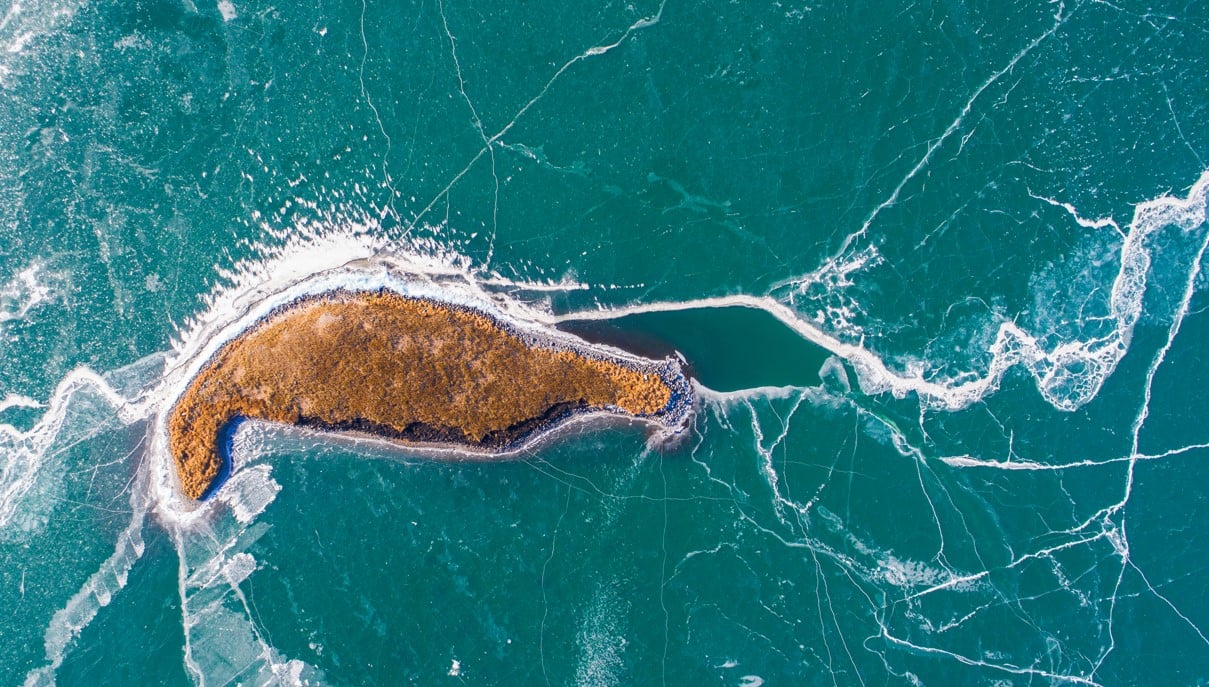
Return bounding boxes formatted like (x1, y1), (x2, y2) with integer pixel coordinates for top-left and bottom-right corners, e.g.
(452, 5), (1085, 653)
(170, 287), (694, 501)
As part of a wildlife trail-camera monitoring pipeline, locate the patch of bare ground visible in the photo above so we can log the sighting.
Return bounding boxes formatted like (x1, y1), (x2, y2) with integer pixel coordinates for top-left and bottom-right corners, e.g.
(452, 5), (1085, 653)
(168, 291), (675, 500)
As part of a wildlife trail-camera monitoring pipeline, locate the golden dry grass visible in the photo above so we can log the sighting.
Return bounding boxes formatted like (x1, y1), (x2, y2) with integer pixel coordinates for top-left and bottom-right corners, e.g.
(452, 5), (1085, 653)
(167, 291), (673, 499)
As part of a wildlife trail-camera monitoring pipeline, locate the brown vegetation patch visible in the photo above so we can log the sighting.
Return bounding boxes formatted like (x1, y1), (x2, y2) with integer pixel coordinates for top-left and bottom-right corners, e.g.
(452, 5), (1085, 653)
(168, 290), (674, 500)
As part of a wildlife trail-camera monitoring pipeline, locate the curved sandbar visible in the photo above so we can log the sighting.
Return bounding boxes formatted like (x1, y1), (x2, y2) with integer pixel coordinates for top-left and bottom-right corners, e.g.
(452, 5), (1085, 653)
(168, 289), (691, 500)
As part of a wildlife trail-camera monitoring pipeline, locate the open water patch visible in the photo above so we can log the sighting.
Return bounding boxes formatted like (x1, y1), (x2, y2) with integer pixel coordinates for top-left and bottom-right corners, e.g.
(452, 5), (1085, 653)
(559, 305), (833, 392)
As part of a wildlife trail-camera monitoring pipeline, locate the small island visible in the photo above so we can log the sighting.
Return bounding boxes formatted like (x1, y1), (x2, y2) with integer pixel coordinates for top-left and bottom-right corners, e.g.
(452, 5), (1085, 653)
(167, 289), (690, 500)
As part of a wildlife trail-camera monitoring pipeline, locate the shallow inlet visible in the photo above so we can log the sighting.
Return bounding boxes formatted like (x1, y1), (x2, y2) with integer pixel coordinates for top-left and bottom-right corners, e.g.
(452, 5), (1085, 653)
(167, 289), (690, 500)
(559, 306), (833, 391)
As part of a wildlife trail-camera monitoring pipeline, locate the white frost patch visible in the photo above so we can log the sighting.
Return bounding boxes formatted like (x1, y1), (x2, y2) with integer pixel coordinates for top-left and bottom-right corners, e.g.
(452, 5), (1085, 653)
(217, 0), (236, 21)
(217, 464), (281, 524)
(222, 552), (257, 587)
(113, 32), (150, 51)
(573, 585), (628, 687)
(6, 30), (33, 54)
(696, 381), (813, 406)
(0, 261), (55, 327)
(282, 660), (308, 684)
(881, 556), (951, 589)
(0, 393), (41, 412)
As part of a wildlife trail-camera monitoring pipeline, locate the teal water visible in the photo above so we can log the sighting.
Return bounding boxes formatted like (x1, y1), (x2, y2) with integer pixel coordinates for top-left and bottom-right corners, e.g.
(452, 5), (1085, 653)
(2, 0), (1208, 684)
(560, 307), (833, 390)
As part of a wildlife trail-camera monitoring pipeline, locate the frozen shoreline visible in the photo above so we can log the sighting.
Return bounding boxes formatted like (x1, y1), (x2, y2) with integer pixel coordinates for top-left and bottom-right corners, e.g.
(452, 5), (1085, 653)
(161, 279), (695, 502)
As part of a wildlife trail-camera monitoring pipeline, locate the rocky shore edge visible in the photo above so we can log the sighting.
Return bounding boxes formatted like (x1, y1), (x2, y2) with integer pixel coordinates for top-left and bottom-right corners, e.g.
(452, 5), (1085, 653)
(167, 288), (694, 500)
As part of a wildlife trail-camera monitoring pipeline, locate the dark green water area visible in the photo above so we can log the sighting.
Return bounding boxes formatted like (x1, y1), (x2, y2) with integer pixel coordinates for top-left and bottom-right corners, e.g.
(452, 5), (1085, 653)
(561, 307), (832, 391)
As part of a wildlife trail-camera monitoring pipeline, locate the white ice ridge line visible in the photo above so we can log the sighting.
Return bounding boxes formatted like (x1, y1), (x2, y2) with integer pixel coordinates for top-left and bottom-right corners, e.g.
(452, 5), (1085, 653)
(1161, 81), (1205, 169)
(1027, 189), (1125, 237)
(476, 275), (591, 292)
(695, 383), (814, 404)
(437, 0), (500, 268)
(744, 391), (809, 524)
(708, 407), (1098, 687)
(547, 293), (1010, 410)
(0, 366), (151, 527)
(557, 167), (1209, 413)
(1090, 228), (1209, 678)
(176, 522), (305, 684)
(1050, 226), (1209, 542)
(1129, 559), (1209, 648)
(23, 491), (147, 687)
(879, 627), (1102, 686)
(359, 0), (398, 219)
(0, 392), (41, 412)
(782, 4), (1070, 291)
(901, 529), (1108, 603)
(1119, 229), (1209, 507)
(939, 441), (1209, 471)
(0, 368), (149, 445)
(401, 0), (666, 235)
